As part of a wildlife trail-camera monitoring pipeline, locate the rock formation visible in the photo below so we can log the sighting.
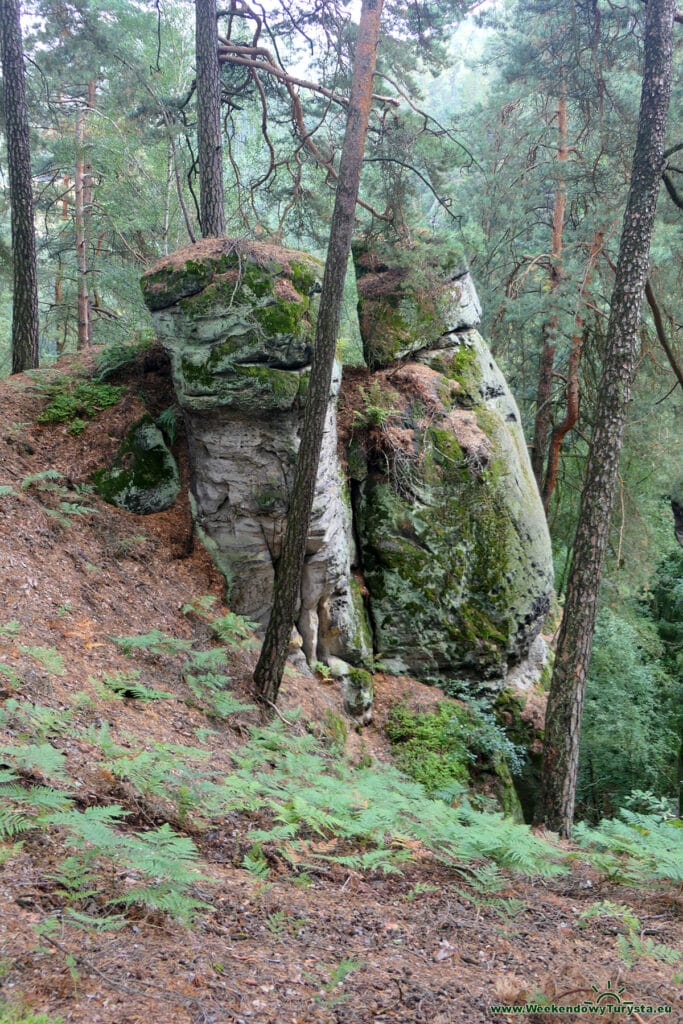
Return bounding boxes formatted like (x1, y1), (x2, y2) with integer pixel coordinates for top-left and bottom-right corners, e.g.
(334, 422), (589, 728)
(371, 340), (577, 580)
(141, 239), (372, 689)
(141, 237), (553, 706)
(348, 246), (554, 683)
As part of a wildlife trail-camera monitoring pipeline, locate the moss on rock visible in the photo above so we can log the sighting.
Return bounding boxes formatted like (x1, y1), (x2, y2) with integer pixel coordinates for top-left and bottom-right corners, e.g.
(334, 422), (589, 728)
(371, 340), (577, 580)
(93, 414), (180, 515)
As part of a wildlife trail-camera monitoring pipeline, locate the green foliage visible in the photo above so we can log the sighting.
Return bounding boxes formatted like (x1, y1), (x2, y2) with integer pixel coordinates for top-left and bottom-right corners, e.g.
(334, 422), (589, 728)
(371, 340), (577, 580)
(210, 721), (563, 878)
(156, 406), (178, 445)
(385, 700), (523, 801)
(0, 621), (21, 640)
(102, 670), (174, 702)
(113, 630), (194, 657)
(575, 809), (683, 885)
(36, 378), (124, 426)
(353, 382), (400, 429)
(210, 612), (259, 649)
(577, 608), (679, 820)
(616, 931), (681, 968)
(18, 646), (65, 675)
(94, 335), (154, 381)
(0, 1003), (62, 1024)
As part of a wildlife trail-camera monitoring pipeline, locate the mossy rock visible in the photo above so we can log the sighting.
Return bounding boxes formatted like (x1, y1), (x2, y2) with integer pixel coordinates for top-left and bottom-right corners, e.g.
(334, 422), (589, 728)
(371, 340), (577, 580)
(352, 242), (481, 370)
(93, 415), (180, 515)
(141, 238), (320, 314)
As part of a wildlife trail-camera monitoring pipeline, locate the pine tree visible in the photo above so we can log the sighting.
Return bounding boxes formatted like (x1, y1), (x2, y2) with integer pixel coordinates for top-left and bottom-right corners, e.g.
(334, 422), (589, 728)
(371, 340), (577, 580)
(540, 0), (676, 837)
(0, 0), (39, 372)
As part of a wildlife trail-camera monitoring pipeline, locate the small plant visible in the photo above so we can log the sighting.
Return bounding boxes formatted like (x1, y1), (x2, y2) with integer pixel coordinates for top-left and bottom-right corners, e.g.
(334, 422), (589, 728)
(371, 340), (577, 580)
(0, 621), (21, 640)
(210, 612), (259, 649)
(156, 406), (178, 444)
(578, 900), (640, 932)
(404, 881), (438, 900)
(37, 378), (124, 427)
(102, 670), (174, 702)
(19, 646), (65, 675)
(617, 931), (681, 968)
(94, 333), (153, 381)
(113, 630), (194, 657)
(353, 381), (400, 429)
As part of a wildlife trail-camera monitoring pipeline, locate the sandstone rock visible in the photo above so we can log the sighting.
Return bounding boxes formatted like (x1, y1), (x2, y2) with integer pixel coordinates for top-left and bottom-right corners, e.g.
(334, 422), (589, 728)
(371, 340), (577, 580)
(142, 239), (372, 670)
(343, 282), (553, 686)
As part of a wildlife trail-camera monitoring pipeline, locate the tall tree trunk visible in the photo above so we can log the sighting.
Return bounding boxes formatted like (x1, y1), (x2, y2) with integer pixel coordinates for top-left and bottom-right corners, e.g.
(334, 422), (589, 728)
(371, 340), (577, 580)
(0, 0), (39, 373)
(531, 88), (567, 489)
(253, 0), (385, 706)
(539, 0), (675, 837)
(74, 82), (96, 350)
(196, 0), (225, 237)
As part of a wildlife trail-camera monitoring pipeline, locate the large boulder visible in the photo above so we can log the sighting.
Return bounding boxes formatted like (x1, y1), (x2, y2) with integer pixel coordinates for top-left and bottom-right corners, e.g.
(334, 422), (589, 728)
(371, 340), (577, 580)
(344, 250), (554, 685)
(141, 239), (372, 671)
(93, 414), (180, 515)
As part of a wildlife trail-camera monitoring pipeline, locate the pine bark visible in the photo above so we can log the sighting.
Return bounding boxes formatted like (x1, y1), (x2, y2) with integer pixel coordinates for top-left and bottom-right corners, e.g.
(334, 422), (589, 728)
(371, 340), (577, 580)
(253, 0), (385, 706)
(539, 0), (675, 837)
(195, 0), (225, 237)
(0, 0), (39, 373)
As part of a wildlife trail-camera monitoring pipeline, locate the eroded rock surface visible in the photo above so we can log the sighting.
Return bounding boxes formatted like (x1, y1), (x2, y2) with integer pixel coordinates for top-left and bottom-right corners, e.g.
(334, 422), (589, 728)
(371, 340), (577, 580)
(344, 253), (554, 685)
(141, 239), (372, 677)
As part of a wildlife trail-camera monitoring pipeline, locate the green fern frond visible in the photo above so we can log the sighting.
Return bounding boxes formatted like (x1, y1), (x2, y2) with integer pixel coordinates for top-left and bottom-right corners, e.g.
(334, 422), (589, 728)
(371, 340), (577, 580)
(18, 646), (65, 675)
(112, 887), (209, 925)
(0, 742), (68, 781)
(0, 621), (21, 639)
(113, 630), (194, 656)
(20, 469), (65, 490)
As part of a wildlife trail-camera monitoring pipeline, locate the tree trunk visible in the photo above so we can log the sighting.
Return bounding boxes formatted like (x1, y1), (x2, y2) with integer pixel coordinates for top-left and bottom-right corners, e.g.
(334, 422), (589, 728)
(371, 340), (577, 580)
(542, 229), (605, 509)
(253, 0), (384, 706)
(196, 0), (225, 237)
(539, 0), (675, 838)
(0, 0), (39, 373)
(74, 82), (96, 350)
(531, 88), (567, 490)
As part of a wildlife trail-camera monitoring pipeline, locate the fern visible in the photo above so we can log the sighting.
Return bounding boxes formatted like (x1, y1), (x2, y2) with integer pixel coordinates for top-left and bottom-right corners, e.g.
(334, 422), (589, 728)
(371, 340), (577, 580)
(0, 487), (17, 498)
(182, 594), (219, 620)
(18, 646), (65, 675)
(210, 612), (259, 649)
(102, 670), (174, 701)
(113, 630), (194, 657)
(0, 742), (68, 781)
(0, 621), (21, 640)
(575, 810), (683, 885)
(20, 469), (65, 491)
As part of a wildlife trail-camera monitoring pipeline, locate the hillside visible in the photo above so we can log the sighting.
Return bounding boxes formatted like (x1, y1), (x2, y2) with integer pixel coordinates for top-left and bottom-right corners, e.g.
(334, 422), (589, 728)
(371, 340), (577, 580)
(0, 353), (680, 1024)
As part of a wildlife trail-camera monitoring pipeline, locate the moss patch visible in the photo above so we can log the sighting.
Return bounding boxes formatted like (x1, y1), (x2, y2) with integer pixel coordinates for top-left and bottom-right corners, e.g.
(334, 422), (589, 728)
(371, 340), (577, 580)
(93, 414), (180, 515)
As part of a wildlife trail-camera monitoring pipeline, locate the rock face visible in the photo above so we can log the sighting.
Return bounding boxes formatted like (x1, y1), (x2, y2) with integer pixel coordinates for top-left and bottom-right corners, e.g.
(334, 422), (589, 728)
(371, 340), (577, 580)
(345, 252), (554, 684)
(141, 239), (372, 675)
(141, 237), (553, 702)
(93, 414), (180, 515)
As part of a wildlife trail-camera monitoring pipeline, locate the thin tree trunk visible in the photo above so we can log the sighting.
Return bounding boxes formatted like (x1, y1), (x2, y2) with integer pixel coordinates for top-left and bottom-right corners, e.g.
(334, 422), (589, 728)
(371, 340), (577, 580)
(531, 87), (567, 489)
(542, 229), (605, 509)
(539, 0), (675, 837)
(0, 0), (39, 373)
(196, 0), (225, 237)
(253, 0), (384, 706)
(74, 88), (94, 350)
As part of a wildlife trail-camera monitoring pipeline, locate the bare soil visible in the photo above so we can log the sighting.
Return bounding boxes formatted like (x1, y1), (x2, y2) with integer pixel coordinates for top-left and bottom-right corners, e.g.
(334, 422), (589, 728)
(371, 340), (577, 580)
(0, 355), (680, 1024)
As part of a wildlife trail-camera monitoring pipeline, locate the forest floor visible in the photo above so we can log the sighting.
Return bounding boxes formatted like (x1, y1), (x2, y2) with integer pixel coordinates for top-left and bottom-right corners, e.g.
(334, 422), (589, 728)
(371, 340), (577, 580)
(0, 352), (680, 1024)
